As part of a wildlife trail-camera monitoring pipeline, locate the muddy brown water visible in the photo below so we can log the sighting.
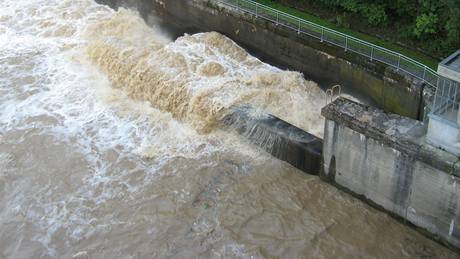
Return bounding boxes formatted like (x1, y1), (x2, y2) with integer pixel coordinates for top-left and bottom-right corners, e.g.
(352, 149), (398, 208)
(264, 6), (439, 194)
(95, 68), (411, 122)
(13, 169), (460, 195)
(0, 0), (457, 258)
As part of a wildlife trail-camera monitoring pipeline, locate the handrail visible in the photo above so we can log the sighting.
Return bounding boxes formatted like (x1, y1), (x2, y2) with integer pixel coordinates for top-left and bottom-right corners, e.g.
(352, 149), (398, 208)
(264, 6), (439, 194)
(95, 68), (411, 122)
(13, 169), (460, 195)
(325, 85), (342, 104)
(218, 0), (441, 89)
(256, 2), (422, 62)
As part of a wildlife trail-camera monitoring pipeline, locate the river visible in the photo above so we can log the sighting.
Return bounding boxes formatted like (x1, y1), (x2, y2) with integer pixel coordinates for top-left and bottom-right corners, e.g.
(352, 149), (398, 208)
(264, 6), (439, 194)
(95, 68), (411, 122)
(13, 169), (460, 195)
(0, 0), (457, 258)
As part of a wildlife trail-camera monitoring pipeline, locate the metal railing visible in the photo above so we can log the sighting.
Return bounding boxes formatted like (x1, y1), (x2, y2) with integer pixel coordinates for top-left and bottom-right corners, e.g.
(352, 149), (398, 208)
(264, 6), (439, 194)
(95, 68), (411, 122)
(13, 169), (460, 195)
(431, 76), (460, 125)
(218, 0), (441, 89)
(325, 85), (341, 105)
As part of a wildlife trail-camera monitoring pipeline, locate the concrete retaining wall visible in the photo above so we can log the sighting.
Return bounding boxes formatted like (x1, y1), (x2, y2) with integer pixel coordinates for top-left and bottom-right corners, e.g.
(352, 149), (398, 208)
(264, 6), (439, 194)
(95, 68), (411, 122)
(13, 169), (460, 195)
(96, 0), (425, 119)
(322, 97), (460, 249)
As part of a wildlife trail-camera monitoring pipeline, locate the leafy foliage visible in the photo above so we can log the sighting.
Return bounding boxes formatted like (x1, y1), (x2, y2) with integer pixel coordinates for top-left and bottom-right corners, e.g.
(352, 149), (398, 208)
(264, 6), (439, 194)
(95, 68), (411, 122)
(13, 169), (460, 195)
(414, 13), (438, 38)
(275, 0), (460, 57)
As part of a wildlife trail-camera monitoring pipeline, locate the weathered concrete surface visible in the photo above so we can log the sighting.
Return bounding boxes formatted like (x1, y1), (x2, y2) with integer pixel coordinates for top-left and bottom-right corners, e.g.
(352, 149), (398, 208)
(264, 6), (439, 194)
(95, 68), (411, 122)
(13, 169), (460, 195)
(322, 97), (460, 249)
(96, 0), (425, 120)
(438, 50), (460, 82)
(427, 115), (460, 156)
(222, 106), (322, 174)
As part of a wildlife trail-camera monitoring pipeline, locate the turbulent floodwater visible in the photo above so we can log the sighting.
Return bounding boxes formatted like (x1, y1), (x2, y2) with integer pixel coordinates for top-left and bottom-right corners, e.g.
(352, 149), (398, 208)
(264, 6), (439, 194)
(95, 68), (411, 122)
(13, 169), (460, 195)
(0, 0), (457, 258)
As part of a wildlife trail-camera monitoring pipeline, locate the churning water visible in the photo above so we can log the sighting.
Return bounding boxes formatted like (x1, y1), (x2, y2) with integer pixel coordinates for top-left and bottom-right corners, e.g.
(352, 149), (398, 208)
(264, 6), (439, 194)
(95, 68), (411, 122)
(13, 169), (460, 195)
(0, 0), (457, 258)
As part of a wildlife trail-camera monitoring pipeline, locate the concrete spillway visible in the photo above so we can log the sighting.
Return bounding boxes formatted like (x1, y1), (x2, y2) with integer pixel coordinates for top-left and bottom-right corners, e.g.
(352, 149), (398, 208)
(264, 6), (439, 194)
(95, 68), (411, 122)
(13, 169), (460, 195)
(222, 106), (323, 174)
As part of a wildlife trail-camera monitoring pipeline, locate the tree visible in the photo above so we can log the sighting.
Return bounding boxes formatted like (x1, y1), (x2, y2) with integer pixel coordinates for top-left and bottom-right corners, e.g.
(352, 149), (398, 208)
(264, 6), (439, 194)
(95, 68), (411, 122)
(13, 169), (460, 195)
(413, 13), (438, 39)
(275, 0), (460, 57)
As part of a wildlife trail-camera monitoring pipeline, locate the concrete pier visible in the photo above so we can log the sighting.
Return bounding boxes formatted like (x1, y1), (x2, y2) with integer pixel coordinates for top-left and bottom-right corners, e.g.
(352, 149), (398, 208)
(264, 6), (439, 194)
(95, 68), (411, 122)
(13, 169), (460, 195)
(322, 97), (460, 249)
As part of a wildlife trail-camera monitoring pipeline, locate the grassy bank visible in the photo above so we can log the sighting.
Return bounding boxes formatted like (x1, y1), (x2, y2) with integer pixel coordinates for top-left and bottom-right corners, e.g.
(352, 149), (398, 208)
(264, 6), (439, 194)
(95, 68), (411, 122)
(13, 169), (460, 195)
(253, 0), (439, 70)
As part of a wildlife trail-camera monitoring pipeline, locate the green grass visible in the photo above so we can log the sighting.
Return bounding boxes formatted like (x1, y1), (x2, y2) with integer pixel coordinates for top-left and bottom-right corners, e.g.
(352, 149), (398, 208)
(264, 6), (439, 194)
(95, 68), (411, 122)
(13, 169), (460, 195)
(253, 0), (439, 70)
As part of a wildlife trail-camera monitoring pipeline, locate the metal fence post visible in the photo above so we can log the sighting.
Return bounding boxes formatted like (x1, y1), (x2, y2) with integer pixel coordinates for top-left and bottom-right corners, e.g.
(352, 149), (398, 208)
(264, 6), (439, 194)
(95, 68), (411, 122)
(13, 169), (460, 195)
(448, 80), (453, 113)
(370, 47), (374, 61)
(422, 66), (426, 81)
(397, 55), (401, 71)
(276, 12), (279, 25)
(298, 20), (301, 34)
(321, 28), (324, 42)
(440, 78), (446, 114)
(345, 37), (348, 51)
(255, 3), (258, 17)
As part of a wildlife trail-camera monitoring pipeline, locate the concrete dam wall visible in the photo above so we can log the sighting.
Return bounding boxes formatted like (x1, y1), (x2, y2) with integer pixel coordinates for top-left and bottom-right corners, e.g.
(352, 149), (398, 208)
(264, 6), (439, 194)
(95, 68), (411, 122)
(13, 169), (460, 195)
(97, 0), (425, 120)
